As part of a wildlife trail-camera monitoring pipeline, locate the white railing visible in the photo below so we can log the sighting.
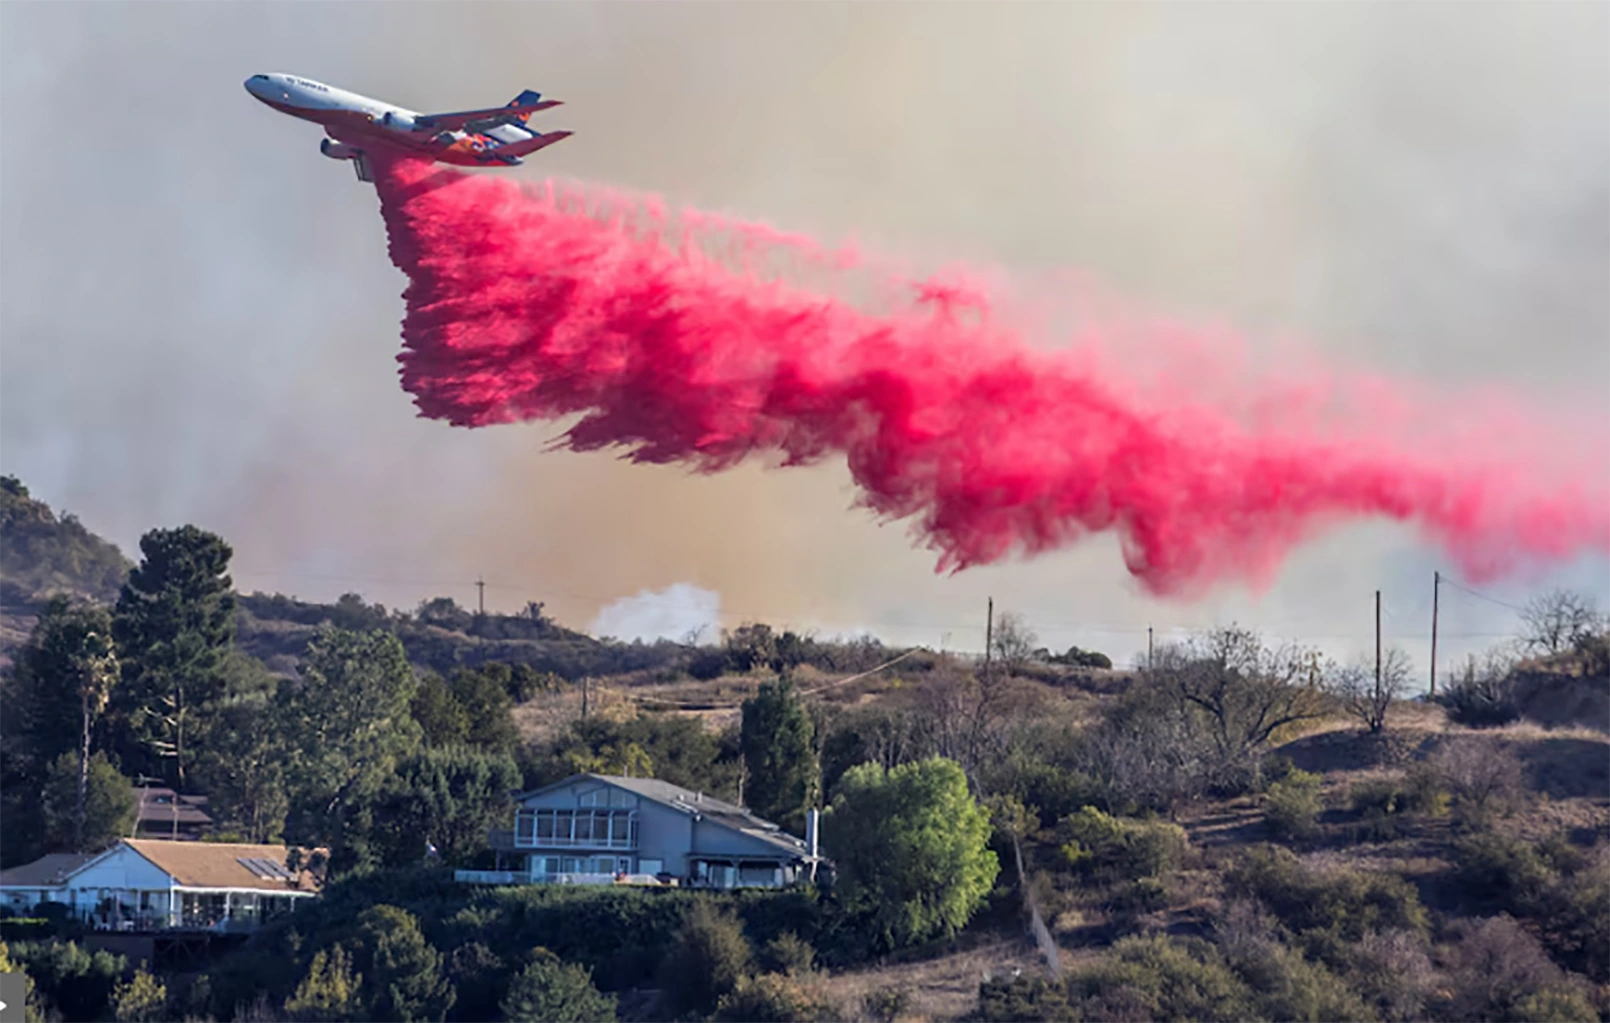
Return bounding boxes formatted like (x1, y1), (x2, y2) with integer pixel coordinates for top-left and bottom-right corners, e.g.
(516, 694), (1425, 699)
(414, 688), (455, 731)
(516, 835), (636, 850)
(453, 870), (672, 887)
(454, 869), (533, 885)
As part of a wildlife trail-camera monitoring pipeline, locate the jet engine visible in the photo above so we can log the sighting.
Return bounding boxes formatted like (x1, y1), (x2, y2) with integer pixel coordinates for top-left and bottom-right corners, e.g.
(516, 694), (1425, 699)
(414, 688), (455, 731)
(320, 138), (360, 161)
(378, 110), (418, 133)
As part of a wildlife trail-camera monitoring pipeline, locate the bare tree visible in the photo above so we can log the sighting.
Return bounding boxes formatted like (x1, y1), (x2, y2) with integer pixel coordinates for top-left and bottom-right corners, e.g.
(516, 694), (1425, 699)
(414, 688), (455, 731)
(1520, 588), (1604, 657)
(1428, 737), (1523, 824)
(1154, 626), (1328, 779)
(910, 664), (1030, 784)
(989, 611), (1039, 677)
(1327, 647), (1413, 734)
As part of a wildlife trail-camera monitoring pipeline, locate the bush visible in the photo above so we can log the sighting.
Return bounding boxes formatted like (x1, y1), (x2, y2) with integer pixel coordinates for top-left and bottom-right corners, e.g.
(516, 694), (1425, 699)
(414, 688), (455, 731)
(861, 984), (911, 1023)
(1511, 985), (1600, 1023)
(500, 949), (618, 1023)
(657, 900), (753, 1016)
(714, 972), (834, 1023)
(1427, 739), (1523, 826)
(761, 931), (815, 977)
(1226, 845), (1428, 963)
(1056, 806), (1188, 882)
(1443, 914), (1567, 1022)
(1115, 877), (1169, 913)
(1264, 769), (1324, 841)
(1440, 672), (1521, 728)
(1346, 929), (1439, 1022)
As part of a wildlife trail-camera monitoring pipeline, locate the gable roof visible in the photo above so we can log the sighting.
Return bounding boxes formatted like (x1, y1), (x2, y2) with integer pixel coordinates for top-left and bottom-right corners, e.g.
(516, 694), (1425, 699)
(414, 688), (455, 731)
(133, 787), (213, 827)
(0, 852), (94, 888)
(121, 840), (325, 893)
(519, 773), (813, 859)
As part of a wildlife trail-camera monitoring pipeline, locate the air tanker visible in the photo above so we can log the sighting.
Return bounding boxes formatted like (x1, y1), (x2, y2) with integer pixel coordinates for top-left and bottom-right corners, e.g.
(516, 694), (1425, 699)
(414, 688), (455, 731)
(245, 73), (571, 182)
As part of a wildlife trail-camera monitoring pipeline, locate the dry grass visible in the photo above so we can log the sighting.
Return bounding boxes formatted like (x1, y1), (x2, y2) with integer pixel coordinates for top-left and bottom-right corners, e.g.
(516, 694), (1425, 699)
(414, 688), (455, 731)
(816, 936), (1042, 1023)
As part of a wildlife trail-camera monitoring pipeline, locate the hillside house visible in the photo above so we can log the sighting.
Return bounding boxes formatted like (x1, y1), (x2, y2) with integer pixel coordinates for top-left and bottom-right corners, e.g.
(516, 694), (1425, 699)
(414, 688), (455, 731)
(459, 773), (822, 889)
(132, 785), (213, 841)
(0, 839), (324, 931)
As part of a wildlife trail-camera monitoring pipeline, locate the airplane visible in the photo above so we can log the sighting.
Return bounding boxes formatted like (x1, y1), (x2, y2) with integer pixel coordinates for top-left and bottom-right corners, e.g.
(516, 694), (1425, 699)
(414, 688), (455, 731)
(244, 73), (571, 182)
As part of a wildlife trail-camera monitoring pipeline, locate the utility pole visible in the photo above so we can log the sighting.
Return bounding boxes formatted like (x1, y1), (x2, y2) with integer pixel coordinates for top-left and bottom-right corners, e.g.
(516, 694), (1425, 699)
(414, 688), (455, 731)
(1375, 589), (1382, 694)
(1147, 626), (1154, 672)
(476, 577), (486, 615)
(983, 598), (994, 681)
(1429, 571), (1441, 697)
(581, 676), (590, 720)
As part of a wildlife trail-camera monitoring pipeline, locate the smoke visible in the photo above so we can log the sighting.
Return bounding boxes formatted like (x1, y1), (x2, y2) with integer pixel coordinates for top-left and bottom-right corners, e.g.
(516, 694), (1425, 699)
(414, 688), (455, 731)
(589, 582), (723, 643)
(371, 155), (1607, 598)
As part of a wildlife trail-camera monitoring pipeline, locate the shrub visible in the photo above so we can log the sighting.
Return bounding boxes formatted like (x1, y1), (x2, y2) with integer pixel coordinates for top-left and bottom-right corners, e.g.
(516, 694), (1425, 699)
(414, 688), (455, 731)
(112, 968), (169, 1023)
(500, 949), (618, 1023)
(1056, 806), (1188, 882)
(1115, 877), (1169, 913)
(1453, 828), (1558, 911)
(1346, 929), (1439, 1022)
(1225, 845), (1428, 962)
(1511, 985), (1600, 1023)
(1264, 769), (1324, 841)
(1443, 914), (1565, 1022)
(1427, 738), (1523, 826)
(761, 931), (815, 977)
(1440, 672), (1521, 728)
(976, 974), (1074, 1022)
(861, 984), (911, 1023)
(657, 900), (753, 1016)
(714, 972), (833, 1023)
(1078, 935), (1255, 1022)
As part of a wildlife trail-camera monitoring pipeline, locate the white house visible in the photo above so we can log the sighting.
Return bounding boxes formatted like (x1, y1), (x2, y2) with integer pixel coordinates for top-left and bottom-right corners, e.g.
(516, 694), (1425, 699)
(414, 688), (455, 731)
(0, 839), (324, 931)
(0, 852), (93, 915)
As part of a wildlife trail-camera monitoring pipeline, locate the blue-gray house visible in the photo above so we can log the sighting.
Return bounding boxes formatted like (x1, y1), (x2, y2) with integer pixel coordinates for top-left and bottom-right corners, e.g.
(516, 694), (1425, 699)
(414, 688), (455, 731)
(459, 773), (822, 889)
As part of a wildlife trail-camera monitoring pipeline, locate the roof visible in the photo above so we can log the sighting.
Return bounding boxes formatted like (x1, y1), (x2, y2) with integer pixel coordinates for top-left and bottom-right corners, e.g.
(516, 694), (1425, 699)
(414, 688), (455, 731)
(519, 774), (812, 859)
(133, 787), (213, 827)
(121, 840), (325, 893)
(0, 852), (94, 888)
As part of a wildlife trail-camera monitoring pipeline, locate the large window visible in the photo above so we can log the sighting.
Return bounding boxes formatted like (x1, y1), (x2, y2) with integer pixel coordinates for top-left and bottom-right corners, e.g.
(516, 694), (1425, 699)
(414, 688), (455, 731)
(516, 808), (638, 848)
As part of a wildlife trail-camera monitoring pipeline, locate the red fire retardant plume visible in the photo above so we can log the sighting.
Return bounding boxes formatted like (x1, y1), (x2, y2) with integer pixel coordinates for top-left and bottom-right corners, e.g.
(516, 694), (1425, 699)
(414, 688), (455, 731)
(371, 155), (1608, 596)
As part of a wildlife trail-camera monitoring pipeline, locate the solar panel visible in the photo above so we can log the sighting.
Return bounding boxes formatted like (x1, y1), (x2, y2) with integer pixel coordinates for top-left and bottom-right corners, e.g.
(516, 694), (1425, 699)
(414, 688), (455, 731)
(238, 857), (295, 880)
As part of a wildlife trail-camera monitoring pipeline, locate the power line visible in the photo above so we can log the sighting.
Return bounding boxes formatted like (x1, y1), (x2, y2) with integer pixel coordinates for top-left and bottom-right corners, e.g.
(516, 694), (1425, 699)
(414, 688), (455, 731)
(1441, 578), (1528, 613)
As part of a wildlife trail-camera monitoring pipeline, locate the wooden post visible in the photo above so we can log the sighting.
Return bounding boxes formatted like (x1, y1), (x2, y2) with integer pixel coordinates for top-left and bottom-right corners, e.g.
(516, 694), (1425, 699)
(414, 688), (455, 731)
(1375, 589), (1382, 696)
(983, 598), (994, 680)
(1147, 626), (1154, 671)
(1430, 571), (1440, 696)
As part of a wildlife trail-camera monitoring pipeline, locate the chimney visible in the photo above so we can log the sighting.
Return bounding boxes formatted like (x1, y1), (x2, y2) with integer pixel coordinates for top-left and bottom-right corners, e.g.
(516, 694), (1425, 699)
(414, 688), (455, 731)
(806, 808), (820, 860)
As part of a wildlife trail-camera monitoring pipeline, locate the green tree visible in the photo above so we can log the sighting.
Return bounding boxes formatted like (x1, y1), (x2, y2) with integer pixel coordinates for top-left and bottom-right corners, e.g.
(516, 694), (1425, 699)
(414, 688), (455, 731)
(447, 666), (520, 753)
(285, 943), (364, 1022)
(349, 905), (455, 1022)
(740, 676), (818, 834)
(411, 675), (471, 747)
(111, 967), (168, 1022)
(41, 751), (136, 852)
(111, 525), (236, 787)
(500, 948), (618, 1023)
(196, 696), (289, 843)
(278, 627), (422, 869)
(1, 598), (119, 861)
(370, 745), (521, 866)
(824, 757), (999, 951)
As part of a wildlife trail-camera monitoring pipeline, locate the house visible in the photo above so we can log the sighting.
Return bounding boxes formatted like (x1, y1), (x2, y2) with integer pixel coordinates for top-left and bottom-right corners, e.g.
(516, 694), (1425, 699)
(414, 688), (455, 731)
(0, 839), (325, 931)
(459, 773), (823, 889)
(0, 852), (94, 915)
(131, 785), (213, 841)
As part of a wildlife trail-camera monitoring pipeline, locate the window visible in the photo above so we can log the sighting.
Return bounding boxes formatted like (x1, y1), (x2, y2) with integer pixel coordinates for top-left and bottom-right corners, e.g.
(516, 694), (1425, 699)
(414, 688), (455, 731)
(515, 809), (536, 845)
(524, 808), (637, 848)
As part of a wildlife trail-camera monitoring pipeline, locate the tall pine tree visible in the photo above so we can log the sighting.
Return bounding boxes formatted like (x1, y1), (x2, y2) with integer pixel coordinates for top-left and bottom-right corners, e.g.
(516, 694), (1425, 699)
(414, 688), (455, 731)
(739, 676), (817, 834)
(111, 526), (235, 787)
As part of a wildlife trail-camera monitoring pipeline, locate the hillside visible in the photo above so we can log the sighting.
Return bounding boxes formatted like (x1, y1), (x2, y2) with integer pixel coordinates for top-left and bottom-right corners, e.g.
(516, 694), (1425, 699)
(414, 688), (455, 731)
(0, 475), (131, 609)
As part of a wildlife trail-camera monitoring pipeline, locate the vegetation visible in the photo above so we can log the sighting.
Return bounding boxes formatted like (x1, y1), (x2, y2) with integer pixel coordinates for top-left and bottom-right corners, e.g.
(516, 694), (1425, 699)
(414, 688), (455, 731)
(0, 476), (1606, 1023)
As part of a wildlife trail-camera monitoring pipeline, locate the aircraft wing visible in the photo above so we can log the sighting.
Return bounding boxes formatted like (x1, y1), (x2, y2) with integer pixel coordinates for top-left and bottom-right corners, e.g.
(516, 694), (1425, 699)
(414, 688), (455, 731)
(415, 99), (562, 133)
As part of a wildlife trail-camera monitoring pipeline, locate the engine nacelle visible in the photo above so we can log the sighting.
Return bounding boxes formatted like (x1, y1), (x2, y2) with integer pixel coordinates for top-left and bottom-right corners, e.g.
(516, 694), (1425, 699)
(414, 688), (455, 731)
(378, 110), (418, 133)
(320, 138), (359, 161)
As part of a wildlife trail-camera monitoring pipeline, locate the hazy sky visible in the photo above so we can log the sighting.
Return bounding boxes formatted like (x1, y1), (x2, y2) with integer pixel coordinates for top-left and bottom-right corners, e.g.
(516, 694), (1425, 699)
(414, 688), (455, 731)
(2, 1), (1606, 673)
